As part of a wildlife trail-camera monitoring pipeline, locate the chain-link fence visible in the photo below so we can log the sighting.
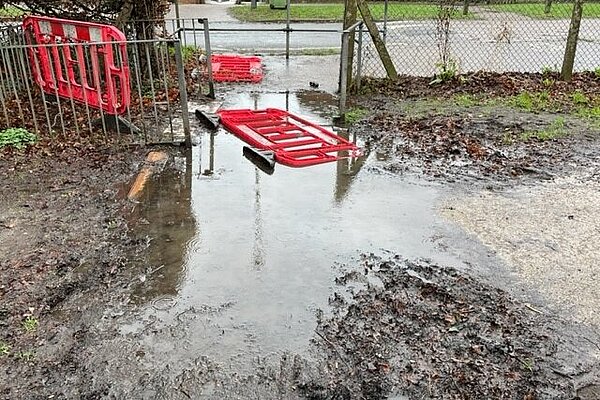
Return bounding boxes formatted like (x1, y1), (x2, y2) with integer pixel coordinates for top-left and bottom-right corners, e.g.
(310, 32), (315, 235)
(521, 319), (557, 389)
(356, 0), (600, 77)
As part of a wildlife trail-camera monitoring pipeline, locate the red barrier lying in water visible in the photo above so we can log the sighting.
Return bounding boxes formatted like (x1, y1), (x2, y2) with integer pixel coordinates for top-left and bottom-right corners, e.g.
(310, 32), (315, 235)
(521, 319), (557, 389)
(217, 108), (362, 168)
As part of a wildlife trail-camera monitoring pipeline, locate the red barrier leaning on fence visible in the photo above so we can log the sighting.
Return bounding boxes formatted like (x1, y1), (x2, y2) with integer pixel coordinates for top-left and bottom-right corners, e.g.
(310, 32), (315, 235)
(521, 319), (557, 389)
(23, 16), (130, 115)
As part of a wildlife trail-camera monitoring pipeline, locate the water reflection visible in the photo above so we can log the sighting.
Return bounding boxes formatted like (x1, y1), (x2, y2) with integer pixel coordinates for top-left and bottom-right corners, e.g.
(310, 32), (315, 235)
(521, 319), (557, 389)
(124, 91), (450, 369)
(334, 129), (367, 204)
(130, 151), (196, 303)
(132, 90), (367, 305)
(252, 169), (266, 269)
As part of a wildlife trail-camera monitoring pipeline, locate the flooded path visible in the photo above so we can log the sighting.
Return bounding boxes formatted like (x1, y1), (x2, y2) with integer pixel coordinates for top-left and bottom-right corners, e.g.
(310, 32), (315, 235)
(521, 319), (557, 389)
(124, 81), (461, 374)
(3, 55), (600, 400)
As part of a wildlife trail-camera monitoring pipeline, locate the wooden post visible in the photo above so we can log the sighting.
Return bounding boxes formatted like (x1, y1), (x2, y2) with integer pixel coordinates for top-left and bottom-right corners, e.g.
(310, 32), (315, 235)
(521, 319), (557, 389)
(560, 0), (584, 81)
(356, 0), (398, 79)
(343, 0), (358, 89)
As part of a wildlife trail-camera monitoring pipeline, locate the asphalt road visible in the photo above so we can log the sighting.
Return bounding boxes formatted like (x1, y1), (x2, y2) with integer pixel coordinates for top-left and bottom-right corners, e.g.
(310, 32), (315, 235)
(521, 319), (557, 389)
(167, 3), (600, 75)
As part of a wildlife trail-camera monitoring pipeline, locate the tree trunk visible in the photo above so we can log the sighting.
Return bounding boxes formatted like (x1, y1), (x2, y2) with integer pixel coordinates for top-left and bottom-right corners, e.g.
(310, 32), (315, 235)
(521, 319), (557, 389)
(560, 0), (584, 81)
(115, 0), (135, 30)
(544, 0), (552, 14)
(463, 0), (470, 16)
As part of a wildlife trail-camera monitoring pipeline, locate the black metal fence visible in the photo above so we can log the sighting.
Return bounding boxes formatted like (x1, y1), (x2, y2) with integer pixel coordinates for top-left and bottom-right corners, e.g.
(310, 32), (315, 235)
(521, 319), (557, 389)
(0, 21), (191, 147)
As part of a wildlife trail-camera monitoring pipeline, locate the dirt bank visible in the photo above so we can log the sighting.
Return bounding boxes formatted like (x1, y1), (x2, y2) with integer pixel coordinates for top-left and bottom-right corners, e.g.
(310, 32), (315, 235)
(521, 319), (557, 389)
(354, 71), (600, 184)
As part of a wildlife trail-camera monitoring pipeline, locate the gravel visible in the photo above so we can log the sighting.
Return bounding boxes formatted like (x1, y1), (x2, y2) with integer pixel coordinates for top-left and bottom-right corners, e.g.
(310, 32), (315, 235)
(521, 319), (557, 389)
(442, 175), (600, 327)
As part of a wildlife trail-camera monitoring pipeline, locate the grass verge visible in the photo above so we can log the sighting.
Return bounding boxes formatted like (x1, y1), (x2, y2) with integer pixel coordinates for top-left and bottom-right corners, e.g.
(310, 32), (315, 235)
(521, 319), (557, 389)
(0, 6), (24, 17)
(520, 117), (567, 141)
(488, 3), (600, 19)
(229, 3), (474, 22)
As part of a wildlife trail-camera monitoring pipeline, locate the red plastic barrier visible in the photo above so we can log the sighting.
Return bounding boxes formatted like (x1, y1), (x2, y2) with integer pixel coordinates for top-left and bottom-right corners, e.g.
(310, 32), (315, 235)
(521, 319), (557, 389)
(218, 108), (362, 168)
(23, 16), (130, 115)
(211, 54), (263, 83)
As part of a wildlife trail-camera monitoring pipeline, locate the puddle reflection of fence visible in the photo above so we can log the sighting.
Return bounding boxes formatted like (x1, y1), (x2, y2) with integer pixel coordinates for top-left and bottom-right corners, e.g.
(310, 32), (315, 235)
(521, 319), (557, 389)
(334, 128), (367, 204)
(133, 103), (367, 302)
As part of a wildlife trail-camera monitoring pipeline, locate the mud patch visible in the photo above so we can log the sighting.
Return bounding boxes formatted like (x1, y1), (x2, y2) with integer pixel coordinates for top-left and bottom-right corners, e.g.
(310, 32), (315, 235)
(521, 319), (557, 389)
(360, 71), (600, 101)
(301, 255), (598, 399)
(0, 149), (149, 399)
(357, 108), (600, 183)
(354, 71), (600, 184)
(102, 256), (599, 399)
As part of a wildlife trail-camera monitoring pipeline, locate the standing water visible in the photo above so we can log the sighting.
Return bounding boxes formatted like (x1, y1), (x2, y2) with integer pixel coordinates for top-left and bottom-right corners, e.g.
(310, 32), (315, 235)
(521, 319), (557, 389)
(123, 63), (452, 376)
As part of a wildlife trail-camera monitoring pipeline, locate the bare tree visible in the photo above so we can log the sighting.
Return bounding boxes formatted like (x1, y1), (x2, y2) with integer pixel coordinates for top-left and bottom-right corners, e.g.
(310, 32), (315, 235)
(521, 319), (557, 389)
(433, 0), (458, 82)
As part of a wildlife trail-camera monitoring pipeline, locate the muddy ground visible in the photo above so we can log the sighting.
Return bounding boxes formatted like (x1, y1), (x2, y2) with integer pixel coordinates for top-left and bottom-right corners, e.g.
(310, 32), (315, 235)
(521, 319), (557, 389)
(2, 71), (600, 399)
(356, 72), (600, 185)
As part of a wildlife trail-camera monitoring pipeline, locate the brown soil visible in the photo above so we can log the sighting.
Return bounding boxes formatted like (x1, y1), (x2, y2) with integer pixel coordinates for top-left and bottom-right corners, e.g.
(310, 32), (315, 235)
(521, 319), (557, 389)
(0, 148), (148, 399)
(302, 255), (584, 399)
(1, 71), (600, 399)
(354, 72), (600, 184)
(359, 71), (600, 103)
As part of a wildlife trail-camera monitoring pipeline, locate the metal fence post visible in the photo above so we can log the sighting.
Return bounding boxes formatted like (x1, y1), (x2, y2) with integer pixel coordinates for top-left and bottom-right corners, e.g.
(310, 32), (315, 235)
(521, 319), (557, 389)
(339, 30), (350, 118)
(356, 22), (363, 94)
(174, 40), (191, 148)
(286, 0), (291, 60)
(383, 0), (388, 43)
(202, 18), (216, 99)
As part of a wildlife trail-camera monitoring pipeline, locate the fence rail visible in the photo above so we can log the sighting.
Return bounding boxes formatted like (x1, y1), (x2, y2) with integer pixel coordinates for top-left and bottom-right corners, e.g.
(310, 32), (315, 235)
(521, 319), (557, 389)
(4, 2), (593, 141)
(0, 22), (191, 147)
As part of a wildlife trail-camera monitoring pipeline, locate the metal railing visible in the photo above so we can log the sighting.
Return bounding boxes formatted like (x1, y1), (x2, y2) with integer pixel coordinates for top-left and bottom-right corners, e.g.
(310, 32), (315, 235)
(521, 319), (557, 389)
(128, 18), (343, 57)
(0, 24), (191, 147)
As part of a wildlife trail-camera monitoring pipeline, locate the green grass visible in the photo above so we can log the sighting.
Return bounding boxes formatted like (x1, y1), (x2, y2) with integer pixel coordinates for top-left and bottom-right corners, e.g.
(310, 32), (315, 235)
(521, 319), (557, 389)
(229, 3), (474, 22)
(0, 6), (24, 17)
(0, 128), (37, 150)
(571, 90), (589, 105)
(344, 107), (369, 124)
(22, 316), (38, 333)
(17, 350), (35, 362)
(520, 117), (566, 141)
(509, 91), (551, 112)
(295, 47), (340, 55)
(489, 3), (600, 19)
(576, 105), (600, 119)
(453, 94), (479, 107)
(0, 342), (10, 357)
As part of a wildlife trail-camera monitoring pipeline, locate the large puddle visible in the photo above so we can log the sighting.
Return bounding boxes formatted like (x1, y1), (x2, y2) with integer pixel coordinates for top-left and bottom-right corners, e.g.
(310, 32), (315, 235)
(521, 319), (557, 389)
(123, 66), (458, 374)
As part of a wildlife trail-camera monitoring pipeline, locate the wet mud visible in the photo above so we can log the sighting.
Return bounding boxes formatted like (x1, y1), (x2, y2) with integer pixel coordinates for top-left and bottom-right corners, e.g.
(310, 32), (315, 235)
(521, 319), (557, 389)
(357, 108), (600, 184)
(354, 71), (600, 185)
(2, 67), (600, 399)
